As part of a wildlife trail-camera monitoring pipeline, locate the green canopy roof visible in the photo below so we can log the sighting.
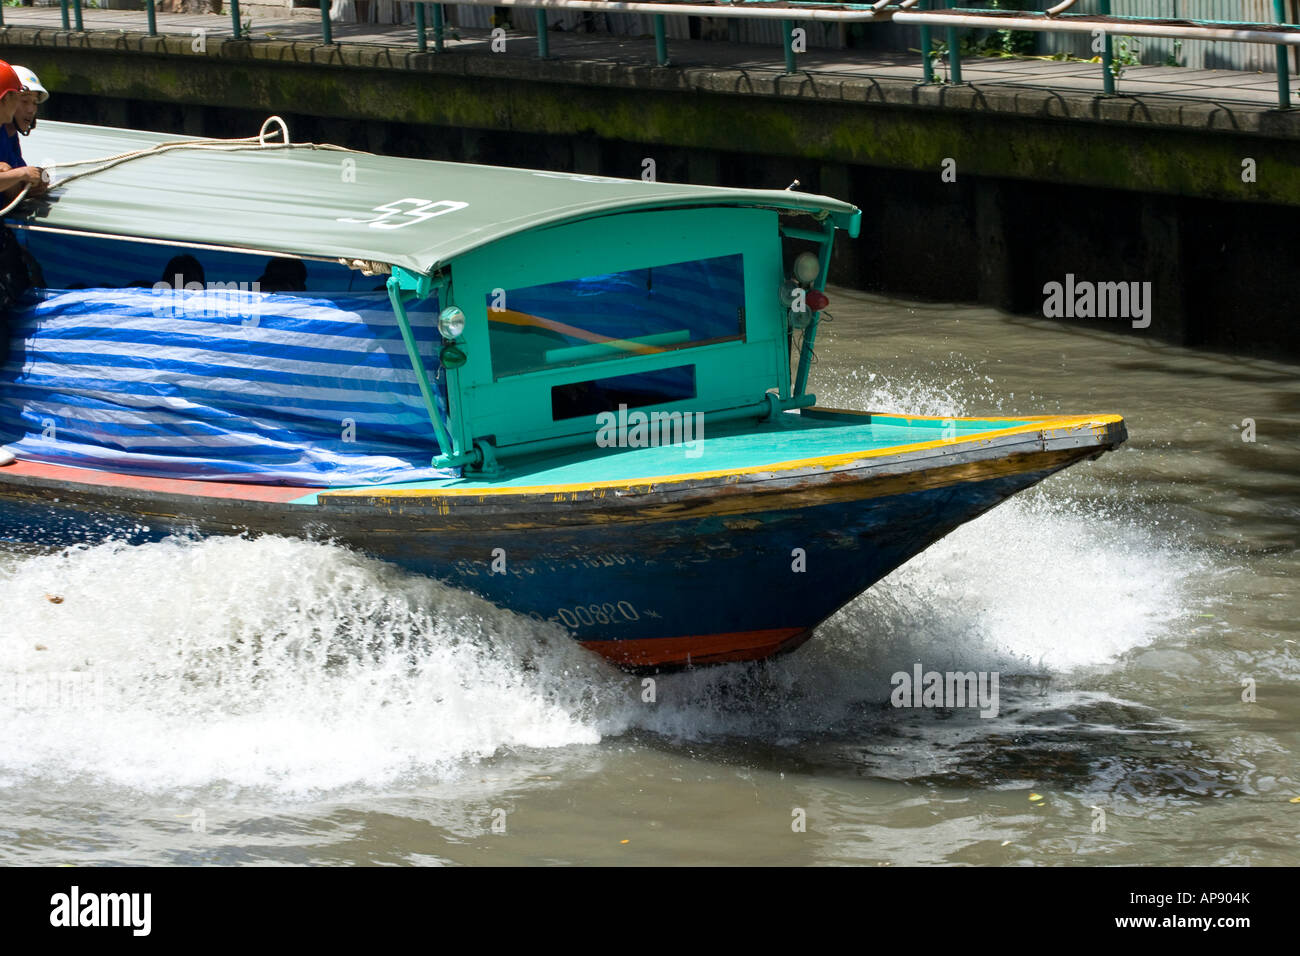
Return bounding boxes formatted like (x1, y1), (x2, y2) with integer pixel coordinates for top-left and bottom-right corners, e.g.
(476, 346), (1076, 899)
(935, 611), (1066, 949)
(17, 120), (861, 276)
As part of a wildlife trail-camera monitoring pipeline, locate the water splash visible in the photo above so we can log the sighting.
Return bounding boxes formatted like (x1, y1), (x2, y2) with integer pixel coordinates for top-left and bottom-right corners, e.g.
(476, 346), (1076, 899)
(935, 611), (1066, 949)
(632, 369), (1207, 742)
(0, 535), (633, 795)
(817, 361), (1036, 418)
(631, 488), (1203, 743)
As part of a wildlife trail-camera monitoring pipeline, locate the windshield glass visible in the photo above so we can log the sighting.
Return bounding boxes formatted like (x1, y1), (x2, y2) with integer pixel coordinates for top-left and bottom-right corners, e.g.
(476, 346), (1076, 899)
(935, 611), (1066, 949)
(486, 253), (745, 378)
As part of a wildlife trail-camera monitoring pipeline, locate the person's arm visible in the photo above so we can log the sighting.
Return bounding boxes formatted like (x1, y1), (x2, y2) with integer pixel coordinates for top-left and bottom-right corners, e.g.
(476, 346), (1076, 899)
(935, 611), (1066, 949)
(0, 164), (45, 203)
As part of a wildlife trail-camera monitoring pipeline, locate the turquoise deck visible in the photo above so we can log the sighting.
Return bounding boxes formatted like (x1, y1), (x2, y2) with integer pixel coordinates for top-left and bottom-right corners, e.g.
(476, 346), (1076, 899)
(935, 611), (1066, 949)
(289, 412), (1040, 503)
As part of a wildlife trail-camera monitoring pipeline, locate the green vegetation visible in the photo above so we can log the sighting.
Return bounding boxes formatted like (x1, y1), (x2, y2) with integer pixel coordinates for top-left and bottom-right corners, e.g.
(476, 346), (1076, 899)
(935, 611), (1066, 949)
(1110, 35), (1141, 80)
(980, 0), (1036, 57)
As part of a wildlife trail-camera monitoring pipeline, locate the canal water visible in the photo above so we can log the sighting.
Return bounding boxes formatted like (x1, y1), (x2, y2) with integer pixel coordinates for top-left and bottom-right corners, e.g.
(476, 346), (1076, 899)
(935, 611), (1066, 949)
(1, 289), (1296, 865)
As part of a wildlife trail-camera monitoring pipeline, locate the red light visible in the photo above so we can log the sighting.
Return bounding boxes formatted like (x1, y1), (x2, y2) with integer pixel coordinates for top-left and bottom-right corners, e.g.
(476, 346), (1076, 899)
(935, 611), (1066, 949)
(806, 290), (830, 312)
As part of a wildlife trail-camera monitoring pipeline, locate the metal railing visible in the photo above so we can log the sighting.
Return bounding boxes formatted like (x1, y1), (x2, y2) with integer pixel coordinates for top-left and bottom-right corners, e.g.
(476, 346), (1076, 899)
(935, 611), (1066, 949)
(3, 1), (1298, 108)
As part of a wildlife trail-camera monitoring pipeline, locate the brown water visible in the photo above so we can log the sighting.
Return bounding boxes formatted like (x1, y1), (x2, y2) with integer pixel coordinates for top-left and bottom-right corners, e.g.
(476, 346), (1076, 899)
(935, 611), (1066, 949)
(1, 290), (1297, 866)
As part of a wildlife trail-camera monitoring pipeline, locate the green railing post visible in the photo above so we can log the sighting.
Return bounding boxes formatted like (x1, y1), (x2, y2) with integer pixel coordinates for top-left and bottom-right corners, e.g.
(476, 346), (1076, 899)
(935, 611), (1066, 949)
(72, 0), (83, 31)
(230, 0), (242, 38)
(537, 9), (549, 58)
(386, 276), (460, 463)
(782, 19), (797, 74)
(0, 5), (5, 27)
(653, 15), (668, 66)
(946, 0), (961, 83)
(59, 0), (69, 31)
(919, 1), (933, 83)
(433, 4), (445, 53)
(1099, 0), (1115, 94)
(416, 3), (427, 53)
(1275, 0), (1292, 109)
(792, 224), (836, 399)
(146, 0), (157, 36)
(320, 0), (333, 44)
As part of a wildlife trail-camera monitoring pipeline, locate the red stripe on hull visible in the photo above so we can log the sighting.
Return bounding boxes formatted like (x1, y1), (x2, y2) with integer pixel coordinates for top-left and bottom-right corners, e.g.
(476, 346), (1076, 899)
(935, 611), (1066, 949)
(0, 459), (312, 503)
(580, 627), (812, 669)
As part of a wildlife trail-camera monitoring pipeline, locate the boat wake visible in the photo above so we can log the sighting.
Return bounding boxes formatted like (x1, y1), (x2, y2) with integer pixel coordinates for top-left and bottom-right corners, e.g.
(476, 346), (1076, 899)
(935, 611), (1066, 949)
(0, 378), (1215, 797)
(0, 535), (633, 796)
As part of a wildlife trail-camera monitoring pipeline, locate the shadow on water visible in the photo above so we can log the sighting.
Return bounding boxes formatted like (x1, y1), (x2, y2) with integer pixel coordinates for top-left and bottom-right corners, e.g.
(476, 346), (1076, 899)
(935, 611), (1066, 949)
(619, 662), (1253, 807)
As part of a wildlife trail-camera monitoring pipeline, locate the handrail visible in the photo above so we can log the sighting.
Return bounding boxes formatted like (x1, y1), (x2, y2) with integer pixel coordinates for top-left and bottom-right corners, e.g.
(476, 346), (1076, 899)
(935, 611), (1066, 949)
(787, 218), (836, 399)
(892, 9), (1300, 47)
(5, 3), (1297, 105)
(386, 268), (470, 468)
(459, 1), (886, 23)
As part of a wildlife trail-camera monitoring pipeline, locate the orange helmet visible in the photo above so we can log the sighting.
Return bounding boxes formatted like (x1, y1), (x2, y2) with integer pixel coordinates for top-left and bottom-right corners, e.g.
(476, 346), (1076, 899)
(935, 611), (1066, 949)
(0, 60), (22, 97)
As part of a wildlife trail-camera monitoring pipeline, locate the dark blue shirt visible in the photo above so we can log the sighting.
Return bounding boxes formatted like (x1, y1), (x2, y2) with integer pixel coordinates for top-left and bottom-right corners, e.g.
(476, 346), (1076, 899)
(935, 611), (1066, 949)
(0, 129), (25, 170)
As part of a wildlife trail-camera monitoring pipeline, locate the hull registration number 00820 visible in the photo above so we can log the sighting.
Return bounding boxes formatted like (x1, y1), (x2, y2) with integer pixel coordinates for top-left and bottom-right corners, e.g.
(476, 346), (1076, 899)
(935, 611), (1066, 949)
(529, 602), (642, 629)
(338, 198), (468, 230)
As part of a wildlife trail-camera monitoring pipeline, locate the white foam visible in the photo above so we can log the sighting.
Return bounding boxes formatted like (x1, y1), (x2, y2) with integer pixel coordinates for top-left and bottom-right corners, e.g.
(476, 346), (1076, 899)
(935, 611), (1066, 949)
(633, 371), (1208, 738)
(0, 535), (634, 795)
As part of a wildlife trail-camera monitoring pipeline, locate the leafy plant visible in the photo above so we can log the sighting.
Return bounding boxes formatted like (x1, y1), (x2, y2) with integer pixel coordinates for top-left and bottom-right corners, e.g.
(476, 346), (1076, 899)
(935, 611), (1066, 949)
(926, 40), (953, 84)
(980, 0), (1036, 57)
(1110, 35), (1141, 80)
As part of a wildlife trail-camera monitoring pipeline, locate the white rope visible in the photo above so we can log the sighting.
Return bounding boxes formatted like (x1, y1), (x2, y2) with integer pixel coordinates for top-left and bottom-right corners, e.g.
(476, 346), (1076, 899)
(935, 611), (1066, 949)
(0, 185), (30, 218)
(259, 115), (290, 146)
(0, 117), (379, 275)
(34, 116), (360, 192)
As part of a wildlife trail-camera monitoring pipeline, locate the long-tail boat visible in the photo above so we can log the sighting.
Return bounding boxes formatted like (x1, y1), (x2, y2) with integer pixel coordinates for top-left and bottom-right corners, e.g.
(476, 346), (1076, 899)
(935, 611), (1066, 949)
(0, 119), (1126, 669)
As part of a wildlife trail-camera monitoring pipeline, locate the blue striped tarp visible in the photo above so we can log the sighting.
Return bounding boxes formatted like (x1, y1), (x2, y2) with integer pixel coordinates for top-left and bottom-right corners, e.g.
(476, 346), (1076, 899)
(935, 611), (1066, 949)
(0, 286), (459, 486)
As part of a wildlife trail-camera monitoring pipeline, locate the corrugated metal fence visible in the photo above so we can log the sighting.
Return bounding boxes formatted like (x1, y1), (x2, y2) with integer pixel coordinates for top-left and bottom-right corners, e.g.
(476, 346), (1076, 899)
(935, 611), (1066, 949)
(436, 1), (1299, 64)
(1038, 1), (1300, 71)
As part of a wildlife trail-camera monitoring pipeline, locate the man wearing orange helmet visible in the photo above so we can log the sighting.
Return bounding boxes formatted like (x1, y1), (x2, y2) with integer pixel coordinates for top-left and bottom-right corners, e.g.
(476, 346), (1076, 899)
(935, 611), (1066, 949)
(0, 62), (46, 203)
(0, 57), (45, 379)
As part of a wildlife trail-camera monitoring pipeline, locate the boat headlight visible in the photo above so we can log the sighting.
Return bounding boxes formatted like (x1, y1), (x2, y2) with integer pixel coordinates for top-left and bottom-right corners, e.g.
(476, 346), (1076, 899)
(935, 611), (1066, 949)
(438, 306), (466, 340)
(792, 251), (820, 285)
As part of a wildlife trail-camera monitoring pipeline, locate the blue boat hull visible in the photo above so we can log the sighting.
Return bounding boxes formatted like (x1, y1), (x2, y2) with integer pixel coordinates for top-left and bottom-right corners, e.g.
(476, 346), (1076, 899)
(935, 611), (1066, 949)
(0, 448), (1084, 668)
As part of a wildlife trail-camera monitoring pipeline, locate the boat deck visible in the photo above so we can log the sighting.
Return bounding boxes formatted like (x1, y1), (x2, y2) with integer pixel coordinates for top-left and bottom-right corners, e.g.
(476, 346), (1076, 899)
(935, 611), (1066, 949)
(305, 409), (1119, 502)
(0, 408), (1123, 506)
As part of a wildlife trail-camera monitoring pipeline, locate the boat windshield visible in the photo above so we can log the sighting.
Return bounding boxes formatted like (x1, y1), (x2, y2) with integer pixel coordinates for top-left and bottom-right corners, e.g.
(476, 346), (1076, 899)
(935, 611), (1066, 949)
(485, 253), (745, 378)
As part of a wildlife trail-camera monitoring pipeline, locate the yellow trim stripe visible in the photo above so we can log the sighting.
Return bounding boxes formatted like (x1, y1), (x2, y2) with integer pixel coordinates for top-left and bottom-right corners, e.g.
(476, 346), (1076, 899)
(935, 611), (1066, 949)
(318, 412), (1123, 501)
(808, 407), (1071, 423)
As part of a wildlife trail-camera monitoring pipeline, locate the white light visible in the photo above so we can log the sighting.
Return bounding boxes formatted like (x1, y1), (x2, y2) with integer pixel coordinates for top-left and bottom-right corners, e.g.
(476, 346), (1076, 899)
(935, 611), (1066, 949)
(438, 306), (466, 340)
(793, 251), (821, 285)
